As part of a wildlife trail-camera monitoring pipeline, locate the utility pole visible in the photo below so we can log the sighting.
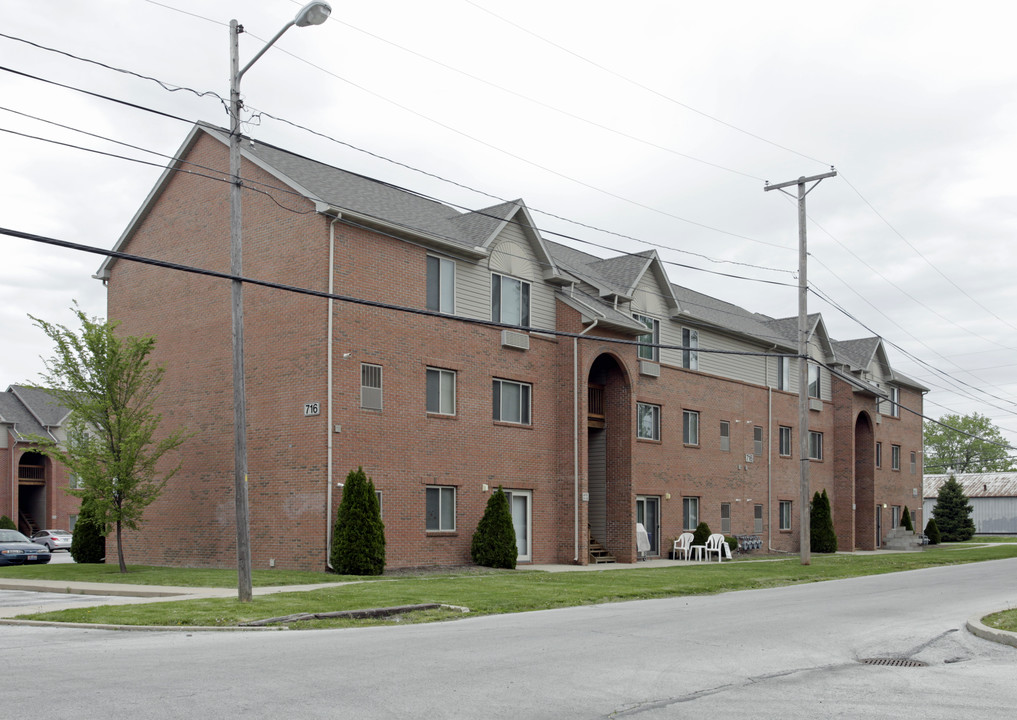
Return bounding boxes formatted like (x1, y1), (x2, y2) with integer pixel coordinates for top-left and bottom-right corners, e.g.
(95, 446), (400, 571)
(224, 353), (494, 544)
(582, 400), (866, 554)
(764, 168), (837, 566)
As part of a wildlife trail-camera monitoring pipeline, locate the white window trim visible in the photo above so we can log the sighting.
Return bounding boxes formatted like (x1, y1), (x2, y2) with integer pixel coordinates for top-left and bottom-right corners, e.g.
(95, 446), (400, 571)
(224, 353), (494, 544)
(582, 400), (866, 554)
(493, 378), (532, 425)
(637, 402), (660, 441)
(633, 313), (659, 361)
(808, 431), (823, 461)
(808, 363), (821, 399)
(426, 255), (455, 314)
(891, 444), (901, 471)
(491, 273), (531, 327)
(720, 421), (730, 452)
(779, 426), (792, 457)
(777, 356), (790, 391)
(683, 496), (700, 531)
(361, 363), (383, 410)
(682, 327), (699, 370)
(683, 409), (699, 446)
(779, 500), (792, 530)
(426, 367), (456, 415)
(425, 485), (456, 532)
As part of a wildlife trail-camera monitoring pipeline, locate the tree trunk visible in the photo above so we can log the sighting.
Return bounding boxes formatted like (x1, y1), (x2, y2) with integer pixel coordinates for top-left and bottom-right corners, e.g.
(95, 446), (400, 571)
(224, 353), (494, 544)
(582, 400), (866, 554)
(116, 519), (126, 573)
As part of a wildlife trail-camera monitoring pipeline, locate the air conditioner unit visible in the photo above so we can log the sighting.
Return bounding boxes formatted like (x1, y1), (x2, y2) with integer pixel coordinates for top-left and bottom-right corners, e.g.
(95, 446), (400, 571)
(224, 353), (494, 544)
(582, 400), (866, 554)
(639, 360), (660, 377)
(501, 330), (529, 350)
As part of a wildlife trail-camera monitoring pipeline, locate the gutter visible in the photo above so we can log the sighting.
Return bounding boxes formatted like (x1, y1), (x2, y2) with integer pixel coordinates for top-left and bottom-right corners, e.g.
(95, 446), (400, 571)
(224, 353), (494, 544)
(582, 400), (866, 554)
(573, 319), (599, 562)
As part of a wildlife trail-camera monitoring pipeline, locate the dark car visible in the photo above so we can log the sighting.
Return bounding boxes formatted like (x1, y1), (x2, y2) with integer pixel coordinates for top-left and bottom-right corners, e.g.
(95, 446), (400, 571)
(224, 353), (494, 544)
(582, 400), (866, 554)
(0, 529), (52, 566)
(30, 529), (72, 552)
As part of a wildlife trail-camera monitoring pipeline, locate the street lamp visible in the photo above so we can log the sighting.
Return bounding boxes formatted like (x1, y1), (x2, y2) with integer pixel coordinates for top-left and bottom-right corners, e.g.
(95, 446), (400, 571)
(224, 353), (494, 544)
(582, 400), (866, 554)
(229, 1), (331, 602)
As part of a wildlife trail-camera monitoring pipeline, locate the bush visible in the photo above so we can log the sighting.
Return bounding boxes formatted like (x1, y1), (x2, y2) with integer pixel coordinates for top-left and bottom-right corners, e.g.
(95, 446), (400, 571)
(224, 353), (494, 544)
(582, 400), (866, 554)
(692, 522), (712, 548)
(70, 497), (106, 563)
(330, 467), (386, 575)
(924, 517), (941, 545)
(901, 505), (914, 532)
(471, 486), (517, 569)
(0, 515), (15, 530)
(724, 536), (738, 553)
(931, 475), (976, 542)
(810, 489), (838, 553)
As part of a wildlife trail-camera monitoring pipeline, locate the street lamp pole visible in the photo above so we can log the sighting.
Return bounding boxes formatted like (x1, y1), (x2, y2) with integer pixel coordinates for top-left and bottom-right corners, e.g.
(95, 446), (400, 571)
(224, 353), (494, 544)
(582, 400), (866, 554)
(228, 1), (331, 602)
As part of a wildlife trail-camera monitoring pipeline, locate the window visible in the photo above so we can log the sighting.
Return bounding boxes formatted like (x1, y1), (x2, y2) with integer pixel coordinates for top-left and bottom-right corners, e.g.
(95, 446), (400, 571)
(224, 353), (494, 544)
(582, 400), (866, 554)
(375, 491), (383, 519)
(888, 387), (900, 417)
(808, 431), (823, 460)
(779, 500), (792, 531)
(69, 474), (84, 489)
(683, 410), (699, 446)
(892, 505), (901, 528)
(754, 504), (763, 533)
(426, 368), (456, 415)
(425, 486), (455, 531)
(637, 402), (660, 441)
(493, 379), (531, 425)
(682, 328), (699, 370)
(779, 426), (792, 457)
(633, 314), (659, 361)
(426, 256), (455, 313)
(754, 426), (763, 456)
(891, 444), (901, 471)
(808, 363), (821, 399)
(720, 421), (730, 452)
(720, 502), (731, 534)
(876, 441), (882, 468)
(682, 497), (699, 530)
(491, 273), (530, 327)
(910, 451), (917, 474)
(69, 514), (78, 531)
(361, 363), (382, 410)
(777, 356), (791, 391)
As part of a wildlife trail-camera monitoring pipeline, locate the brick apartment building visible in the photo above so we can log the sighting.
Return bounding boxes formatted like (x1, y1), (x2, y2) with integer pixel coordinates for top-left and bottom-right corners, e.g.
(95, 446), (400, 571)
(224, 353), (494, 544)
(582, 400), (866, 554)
(95, 123), (926, 571)
(1, 385), (81, 535)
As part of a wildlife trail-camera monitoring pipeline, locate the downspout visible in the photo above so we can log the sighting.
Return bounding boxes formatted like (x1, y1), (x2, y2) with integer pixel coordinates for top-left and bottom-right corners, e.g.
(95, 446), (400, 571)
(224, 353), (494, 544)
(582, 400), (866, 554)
(325, 216), (340, 569)
(766, 346), (776, 552)
(574, 318), (599, 562)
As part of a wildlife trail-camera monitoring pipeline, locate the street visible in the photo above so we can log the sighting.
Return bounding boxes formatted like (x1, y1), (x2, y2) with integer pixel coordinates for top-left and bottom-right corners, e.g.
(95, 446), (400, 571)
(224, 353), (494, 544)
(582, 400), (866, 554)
(2, 558), (1015, 719)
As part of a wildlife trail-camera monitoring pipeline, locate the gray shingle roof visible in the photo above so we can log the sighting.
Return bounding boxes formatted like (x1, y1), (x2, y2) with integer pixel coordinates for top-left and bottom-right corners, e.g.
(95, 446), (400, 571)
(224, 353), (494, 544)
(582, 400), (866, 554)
(0, 385), (69, 440)
(832, 337), (881, 369)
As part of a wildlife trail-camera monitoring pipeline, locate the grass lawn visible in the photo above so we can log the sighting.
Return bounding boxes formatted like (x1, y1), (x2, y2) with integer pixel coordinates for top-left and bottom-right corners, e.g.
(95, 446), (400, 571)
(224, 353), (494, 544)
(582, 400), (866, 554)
(13, 544), (1017, 629)
(963, 536), (1017, 544)
(984, 608), (1017, 633)
(0, 562), (360, 587)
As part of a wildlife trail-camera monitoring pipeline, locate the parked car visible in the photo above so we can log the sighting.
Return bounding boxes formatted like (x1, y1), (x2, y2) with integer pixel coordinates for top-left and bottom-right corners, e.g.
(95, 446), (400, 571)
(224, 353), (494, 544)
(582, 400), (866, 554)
(30, 529), (72, 552)
(0, 530), (52, 566)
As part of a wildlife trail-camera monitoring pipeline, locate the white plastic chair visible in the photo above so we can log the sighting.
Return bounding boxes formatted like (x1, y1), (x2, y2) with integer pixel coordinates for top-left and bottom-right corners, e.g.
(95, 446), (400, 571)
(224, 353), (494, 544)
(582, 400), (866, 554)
(672, 532), (694, 560)
(703, 533), (726, 562)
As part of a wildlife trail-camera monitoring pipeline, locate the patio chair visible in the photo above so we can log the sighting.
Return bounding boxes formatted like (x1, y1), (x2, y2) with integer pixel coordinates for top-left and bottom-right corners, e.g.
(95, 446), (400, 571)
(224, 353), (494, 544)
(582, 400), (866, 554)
(703, 533), (726, 562)
(672, 532), (694, 560)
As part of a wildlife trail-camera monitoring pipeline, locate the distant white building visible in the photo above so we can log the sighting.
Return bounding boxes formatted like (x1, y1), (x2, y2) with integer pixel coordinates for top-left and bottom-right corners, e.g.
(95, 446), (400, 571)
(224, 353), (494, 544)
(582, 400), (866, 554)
(923, 473), (1017, 535)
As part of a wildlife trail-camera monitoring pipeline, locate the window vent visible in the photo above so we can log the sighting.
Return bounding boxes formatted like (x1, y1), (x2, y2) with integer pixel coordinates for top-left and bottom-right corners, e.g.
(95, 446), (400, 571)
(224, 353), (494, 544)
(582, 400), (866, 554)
(875, 413), (882, 424)
(501, 330), (530, 350)
(639, 360), (660, 377)
(809, 398), (823, 412)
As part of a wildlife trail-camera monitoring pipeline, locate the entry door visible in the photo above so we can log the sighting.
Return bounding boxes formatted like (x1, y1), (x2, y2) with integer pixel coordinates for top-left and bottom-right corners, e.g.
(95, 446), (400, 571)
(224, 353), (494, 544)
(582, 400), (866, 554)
(504, 490), (532, 562)
(636, 496), (660, 555)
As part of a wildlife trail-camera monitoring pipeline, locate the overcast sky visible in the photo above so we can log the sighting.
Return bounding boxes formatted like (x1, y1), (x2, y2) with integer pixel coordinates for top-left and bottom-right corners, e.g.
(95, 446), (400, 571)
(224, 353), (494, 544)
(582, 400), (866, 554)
(2, 1), (1016, 449)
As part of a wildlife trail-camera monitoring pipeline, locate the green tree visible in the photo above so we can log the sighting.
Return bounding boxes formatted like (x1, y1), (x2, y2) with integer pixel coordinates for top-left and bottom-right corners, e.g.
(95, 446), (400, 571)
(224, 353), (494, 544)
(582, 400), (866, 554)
(924, 517), (941, 545)
(70, 496), (106, 564)
(924, 412), (1015, 474)
(28, 305), (188, 573)
(901, 505), (914, 532)
(331, 467), (386, 575)
(810, 489), (838, 553)
(0, 515), (15, 530)
(471, 486), (517, 569)
(931, 475), (976, 542)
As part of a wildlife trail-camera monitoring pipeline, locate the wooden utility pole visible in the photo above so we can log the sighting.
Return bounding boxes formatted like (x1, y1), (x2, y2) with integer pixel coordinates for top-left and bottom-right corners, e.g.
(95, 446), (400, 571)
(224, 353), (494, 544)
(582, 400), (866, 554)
(764, 168), (837, 566)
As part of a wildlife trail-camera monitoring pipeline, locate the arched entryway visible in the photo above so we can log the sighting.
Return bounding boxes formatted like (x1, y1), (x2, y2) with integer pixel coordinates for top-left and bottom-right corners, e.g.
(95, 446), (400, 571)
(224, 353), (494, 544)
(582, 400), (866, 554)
(17, 451), (48, 535)
(854, 413), (876, 550)
(586, 353), (632, 562)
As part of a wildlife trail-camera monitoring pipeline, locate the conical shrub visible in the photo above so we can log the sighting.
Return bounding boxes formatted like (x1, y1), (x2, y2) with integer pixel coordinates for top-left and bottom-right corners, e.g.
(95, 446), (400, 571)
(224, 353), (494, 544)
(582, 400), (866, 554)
(471, 486), (517, 569)
(331, 467), (386, 575)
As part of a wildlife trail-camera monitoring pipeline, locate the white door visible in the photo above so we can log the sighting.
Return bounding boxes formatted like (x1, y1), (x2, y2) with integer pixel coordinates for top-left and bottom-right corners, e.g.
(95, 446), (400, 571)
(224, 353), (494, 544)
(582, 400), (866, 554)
(504, 490), (532, 562)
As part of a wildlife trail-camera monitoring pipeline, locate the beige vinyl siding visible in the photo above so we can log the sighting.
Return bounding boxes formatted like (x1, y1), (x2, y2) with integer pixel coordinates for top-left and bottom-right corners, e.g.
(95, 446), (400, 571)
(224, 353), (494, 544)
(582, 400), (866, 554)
(486, 223), (556, 331)
(697, 331), (766, 384)
(455, 257), (492, 320)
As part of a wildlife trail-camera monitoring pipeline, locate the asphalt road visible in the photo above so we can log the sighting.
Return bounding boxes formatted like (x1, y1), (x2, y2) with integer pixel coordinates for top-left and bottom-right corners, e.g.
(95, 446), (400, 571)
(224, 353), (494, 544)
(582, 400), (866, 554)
(3, 558), (1016, 719)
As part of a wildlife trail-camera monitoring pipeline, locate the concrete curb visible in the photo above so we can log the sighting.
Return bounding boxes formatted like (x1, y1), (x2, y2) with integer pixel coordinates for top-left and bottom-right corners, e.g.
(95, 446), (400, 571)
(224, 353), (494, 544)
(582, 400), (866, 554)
(0, 618), (284, 631)
(966, 612), (1017, 649)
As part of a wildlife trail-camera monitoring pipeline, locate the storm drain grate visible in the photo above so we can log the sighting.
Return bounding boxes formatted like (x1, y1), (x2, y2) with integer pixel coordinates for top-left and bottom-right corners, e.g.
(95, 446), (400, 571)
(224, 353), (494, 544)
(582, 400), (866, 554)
(860, 657), (928, 668)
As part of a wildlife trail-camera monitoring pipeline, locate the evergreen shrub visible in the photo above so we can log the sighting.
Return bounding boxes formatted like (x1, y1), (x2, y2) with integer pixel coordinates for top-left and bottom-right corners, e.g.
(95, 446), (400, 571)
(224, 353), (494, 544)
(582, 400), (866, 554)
(810, 489), (838, 553)
(471, 486), (517, 569)
(901, 505), (914, 532)
(692, 522), (712, 548)
(924, 517), (941, 545)
(931, 475), (976, 542)
(0, 515), (15, 530)
(70, 496), (106, 563)
(330, 467), (386, 575)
